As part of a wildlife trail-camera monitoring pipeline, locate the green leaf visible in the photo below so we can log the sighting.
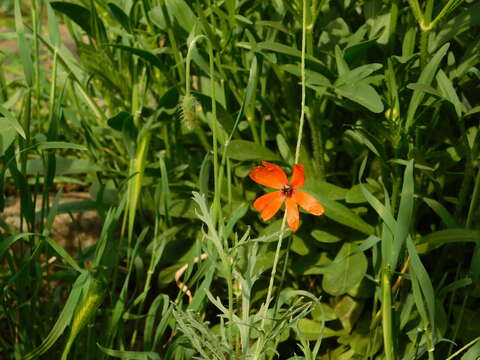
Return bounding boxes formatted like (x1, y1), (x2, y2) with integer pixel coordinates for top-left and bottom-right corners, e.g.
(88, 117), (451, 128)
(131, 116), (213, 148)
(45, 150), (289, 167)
(14, 0), (33, 85)
(97, 343), (160, 359)
(406, 83), (443, 97)
(406, 236), (436, 332)
(421, 197), (458, 228)
(311, 230), (342, 243)
(460, 339), (480, 360)
(416, 229), (480, 254)
(0, 105), (25, 155)
(296, 319), (345, 340)
(322, 242), (368, 296)
(405, 43), (449, 131)
(225, 140), (281, 161)
(276, 133), (293, 163)
(0, 233), (35, 259)
(50, 2), (97, 37)
(429, 2), (480, 53)
(436, 69), (463, 118)
(334, 296), (363, 333)
(335, 82), (384, 113)
(107, 3), (131, 32)
(24, 272), (88, 360)
(165, 0), (197, 33)
(335, 63), (383, 85)
(304, 180), (348, 201)
(304, 183), (374, 235)
(393, 160), (414, 269)
(107, 44), (166, 69)
(334, 45), (349, 76)
(36, 141), (87, 151)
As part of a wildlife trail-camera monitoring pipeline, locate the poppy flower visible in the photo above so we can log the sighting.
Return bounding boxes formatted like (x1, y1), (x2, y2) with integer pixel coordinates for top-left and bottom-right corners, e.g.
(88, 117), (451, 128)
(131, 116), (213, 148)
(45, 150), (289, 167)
(249, 161), (325, 232)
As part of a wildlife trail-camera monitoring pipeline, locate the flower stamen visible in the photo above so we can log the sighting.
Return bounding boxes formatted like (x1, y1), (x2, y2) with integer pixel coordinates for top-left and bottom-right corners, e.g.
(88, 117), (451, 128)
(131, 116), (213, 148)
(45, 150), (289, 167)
(281, 184), (294, 198)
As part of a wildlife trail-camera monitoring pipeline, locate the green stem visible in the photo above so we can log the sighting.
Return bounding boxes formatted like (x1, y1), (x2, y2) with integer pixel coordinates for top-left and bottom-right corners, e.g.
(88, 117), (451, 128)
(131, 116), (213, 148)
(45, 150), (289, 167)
(466, 168), (480, 228)
(31, 0), (40, 126)
(253, 0), (308, 358)
(252, 214), (288, 359)
(382, 267), (395, 360)
(207, 42), (220, 227)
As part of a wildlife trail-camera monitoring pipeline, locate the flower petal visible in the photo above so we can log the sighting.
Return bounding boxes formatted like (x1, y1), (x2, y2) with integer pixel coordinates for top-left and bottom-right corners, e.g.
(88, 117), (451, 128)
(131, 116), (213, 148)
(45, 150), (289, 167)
(253, 191), (284, 221)
(249, 161), (288, 189)
(293, 190), (325, 215)
(286, 197), (300, 232)
(290, 164), (305, 188)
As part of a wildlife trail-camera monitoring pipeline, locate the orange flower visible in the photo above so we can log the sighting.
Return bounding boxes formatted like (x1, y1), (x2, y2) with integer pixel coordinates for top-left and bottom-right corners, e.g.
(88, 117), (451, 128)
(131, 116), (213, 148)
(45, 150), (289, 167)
(249, 161), (325, 232)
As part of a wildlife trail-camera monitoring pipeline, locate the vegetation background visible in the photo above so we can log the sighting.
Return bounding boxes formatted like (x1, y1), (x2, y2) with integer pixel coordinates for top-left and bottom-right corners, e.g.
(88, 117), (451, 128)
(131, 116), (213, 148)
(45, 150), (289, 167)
(0, 0), (479, 359)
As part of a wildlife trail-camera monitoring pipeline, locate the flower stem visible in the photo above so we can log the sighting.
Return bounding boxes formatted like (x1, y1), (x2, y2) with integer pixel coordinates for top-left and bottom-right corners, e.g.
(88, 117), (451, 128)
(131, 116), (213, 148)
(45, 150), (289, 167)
(253, 1), (308, 358)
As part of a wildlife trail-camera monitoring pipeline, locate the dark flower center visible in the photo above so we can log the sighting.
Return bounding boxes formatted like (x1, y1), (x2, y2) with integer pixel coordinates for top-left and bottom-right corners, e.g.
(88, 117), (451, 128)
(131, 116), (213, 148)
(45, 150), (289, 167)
(281, 184), (294, 198)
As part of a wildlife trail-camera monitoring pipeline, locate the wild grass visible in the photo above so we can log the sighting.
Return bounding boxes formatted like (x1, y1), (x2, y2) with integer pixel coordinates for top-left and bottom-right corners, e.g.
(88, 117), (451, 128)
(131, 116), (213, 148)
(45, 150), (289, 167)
(0, 0), (479, 359)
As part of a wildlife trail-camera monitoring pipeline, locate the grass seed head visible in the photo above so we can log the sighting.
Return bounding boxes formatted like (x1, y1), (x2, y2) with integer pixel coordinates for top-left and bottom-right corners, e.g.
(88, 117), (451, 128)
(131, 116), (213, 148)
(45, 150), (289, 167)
(180, 94), (198, 132)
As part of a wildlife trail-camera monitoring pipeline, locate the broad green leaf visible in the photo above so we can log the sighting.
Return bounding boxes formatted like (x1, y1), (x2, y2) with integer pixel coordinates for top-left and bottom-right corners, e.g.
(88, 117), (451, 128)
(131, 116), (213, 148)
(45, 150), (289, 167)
(295, 319), (345, 341)
(311, 303), (337, 322)
(345, 183), (377, 204)
(335, 63), (382, 85)
(281, 64), (331, 86)
(304, 184), (374, 235)
(291, 234), (310, 256)
(165, 0), (197, 33)
(149, 6), (167, 30)
(225, 140), (281, 161)
(334, 296), (363, 333)
(304, 180), (348, 201)
(322, 242), (368, 296)
(335, 82), (384, 113)
(311, 230), (342, 243)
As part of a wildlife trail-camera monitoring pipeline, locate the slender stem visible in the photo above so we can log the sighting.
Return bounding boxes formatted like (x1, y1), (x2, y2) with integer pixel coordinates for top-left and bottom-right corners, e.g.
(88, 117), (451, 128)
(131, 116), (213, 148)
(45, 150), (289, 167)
(455, 116), (474, 222)
(207, 42), (220, 227)
(294, 0), (308, 165)
(253, 1), (308, 358)
(31, 0), (40, 126)
(382, 267), (395, 360)
(253, 214), (288, 359)
(466, 168), (480, 228)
